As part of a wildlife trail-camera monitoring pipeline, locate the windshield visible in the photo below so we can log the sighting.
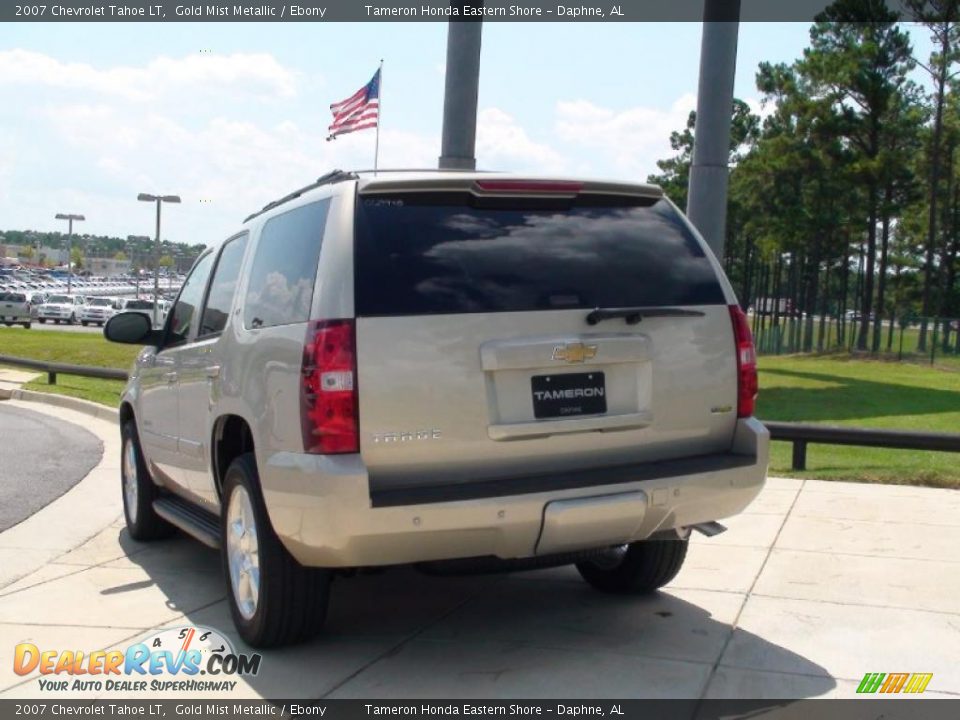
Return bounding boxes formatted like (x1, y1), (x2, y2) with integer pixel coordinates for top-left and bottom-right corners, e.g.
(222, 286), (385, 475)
(47, 295), (71, 303)
(126, 300), (154, 309)
(90, 298), (113, 306)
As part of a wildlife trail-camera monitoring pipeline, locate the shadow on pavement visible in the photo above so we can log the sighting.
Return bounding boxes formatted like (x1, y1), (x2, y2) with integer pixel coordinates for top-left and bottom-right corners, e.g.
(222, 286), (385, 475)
(117, 528), (836, 705)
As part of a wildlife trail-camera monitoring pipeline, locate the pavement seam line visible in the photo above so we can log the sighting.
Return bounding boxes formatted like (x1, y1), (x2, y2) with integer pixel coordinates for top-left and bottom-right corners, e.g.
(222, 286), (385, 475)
(694, 476), (807, 704)
(748, 590), (960, 618)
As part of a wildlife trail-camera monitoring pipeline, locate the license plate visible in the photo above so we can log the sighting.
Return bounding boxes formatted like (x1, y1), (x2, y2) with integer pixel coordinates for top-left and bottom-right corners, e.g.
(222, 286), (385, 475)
(531, 372), (606, 419)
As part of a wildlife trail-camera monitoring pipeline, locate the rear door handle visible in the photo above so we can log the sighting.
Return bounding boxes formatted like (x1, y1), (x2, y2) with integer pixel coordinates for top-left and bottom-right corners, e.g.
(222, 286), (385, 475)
(163, 371), (178, 384)
(205, 365), (221, 379)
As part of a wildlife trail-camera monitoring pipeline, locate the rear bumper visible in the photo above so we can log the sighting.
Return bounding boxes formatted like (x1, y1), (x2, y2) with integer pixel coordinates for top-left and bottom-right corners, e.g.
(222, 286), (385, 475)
(260, 417), (769, 568)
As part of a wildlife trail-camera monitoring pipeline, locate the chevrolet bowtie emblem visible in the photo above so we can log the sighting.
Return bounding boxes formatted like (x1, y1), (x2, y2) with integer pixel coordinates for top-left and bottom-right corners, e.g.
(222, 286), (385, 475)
(552, 342), (598, 363)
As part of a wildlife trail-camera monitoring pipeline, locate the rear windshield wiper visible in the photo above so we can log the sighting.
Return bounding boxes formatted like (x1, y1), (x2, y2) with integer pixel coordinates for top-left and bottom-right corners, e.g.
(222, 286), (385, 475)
(585, 307), (706, 326)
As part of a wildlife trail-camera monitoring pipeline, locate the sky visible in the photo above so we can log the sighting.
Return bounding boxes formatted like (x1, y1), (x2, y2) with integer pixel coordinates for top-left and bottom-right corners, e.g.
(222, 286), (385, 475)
(0, 20), (937, 248)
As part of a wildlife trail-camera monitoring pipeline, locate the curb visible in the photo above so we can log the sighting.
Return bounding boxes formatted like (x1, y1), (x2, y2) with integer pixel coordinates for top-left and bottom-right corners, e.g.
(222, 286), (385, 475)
(0, 387), (118, 423)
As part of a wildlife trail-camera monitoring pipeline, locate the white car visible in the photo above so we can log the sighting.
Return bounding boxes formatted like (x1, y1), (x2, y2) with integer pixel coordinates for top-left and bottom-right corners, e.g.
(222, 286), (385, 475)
(36, 294), (85, 324)
(79, 297), (117, 326)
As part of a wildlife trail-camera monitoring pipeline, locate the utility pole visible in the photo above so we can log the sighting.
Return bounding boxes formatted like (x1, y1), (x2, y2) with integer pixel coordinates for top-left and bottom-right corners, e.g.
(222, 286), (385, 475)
(686, 0), (741, 261)
(55, 213), (85, 294)
(438, 4), (483, 170)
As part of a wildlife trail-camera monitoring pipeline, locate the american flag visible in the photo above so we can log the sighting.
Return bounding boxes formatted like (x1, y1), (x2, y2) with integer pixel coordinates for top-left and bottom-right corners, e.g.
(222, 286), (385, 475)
(327, 69), (380, 141)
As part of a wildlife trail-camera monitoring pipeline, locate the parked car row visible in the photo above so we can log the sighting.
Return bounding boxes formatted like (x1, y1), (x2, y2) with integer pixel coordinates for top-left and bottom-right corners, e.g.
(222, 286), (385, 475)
(0, 292), (173, 328)
(0, 271), (184, 300)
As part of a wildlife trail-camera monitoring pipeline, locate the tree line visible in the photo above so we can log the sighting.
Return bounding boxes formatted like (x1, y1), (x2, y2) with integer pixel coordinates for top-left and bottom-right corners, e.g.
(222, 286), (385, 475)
(649, 0), (960, 354)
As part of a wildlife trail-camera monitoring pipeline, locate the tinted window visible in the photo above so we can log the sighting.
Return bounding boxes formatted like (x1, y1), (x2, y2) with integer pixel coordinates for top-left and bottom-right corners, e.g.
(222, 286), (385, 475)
(244, 200), (329, 329)
(355, 195), (724, 317)
(199, 234), (248, 338)
(166, 253), (215, 345)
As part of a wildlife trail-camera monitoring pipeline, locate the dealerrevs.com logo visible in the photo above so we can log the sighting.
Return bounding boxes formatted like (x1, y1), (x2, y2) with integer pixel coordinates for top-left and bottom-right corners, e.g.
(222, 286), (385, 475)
(13, 626), (262, 693)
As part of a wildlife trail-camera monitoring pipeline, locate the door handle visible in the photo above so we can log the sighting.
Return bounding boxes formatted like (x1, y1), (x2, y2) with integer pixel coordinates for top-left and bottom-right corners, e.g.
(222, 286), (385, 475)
(163, 371), (178, 384)
(205, 365), (221, 379)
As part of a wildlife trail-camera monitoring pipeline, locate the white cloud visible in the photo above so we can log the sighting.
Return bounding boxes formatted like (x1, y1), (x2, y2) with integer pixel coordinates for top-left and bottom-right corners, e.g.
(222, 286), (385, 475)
(554, 94), (697, 179)
(0, 49), (299, 102)
(476, 107), (567, 174)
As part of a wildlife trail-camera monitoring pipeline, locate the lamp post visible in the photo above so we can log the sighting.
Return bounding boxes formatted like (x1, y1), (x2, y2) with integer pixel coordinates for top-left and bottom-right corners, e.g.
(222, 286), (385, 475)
(127, 234), (150, 297)
(137, 193), (180, 326)
(55, 213), (85, 294)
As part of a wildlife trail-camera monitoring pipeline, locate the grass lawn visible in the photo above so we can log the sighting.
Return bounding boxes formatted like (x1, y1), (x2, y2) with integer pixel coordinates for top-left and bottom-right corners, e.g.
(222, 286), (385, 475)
(0, 326), (140, 367)
(22, 375), (126, 407)
(0, 326), (136, 406)
(758, 354), (960, 487)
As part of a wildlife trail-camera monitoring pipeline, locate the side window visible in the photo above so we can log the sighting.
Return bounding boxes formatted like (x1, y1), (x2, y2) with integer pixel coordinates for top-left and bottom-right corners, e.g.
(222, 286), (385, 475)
(165, 253), (215, 347)
(243, 200), (330, 329)
(198, 234), (248, 339)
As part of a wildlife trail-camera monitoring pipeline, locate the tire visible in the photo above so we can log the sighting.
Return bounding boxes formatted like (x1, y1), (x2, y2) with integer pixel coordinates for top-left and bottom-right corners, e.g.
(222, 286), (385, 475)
(39, 318), (46, 324)
(81, 321), (88, 326)
(221, 453), (332, 648)
(69, 314), (76, 325)
(54, 319), (60, 325)
(23, 323), (31, 330)
(121, 421), (175, 541)
(576, 539), (689, 594)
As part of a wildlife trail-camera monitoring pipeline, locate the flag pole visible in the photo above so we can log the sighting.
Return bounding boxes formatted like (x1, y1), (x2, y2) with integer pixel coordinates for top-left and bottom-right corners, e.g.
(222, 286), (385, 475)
(373, 59), (383, 174)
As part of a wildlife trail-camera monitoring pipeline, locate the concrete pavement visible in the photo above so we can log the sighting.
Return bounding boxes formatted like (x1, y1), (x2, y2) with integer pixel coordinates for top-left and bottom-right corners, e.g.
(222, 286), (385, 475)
(0, 398), (958, 701)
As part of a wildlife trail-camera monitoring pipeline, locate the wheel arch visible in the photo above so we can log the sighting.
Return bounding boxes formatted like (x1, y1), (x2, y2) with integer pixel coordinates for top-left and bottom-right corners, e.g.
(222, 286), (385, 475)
(211, 414), (256, 501)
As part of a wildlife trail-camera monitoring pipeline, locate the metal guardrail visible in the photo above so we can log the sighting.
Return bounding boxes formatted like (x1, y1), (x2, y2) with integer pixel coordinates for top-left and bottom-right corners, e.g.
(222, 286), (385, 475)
(764, 421), (960, 470)
(0, 354), (128, 385)
(3, 353), (960, 472)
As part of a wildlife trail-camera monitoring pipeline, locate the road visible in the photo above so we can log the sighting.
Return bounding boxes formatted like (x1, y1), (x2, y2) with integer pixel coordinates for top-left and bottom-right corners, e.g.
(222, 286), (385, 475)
(0, 403), (102, 532)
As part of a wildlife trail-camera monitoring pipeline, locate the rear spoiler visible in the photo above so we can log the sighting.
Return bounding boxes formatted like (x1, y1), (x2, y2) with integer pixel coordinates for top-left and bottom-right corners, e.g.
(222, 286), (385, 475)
(358, 177), (664, 200)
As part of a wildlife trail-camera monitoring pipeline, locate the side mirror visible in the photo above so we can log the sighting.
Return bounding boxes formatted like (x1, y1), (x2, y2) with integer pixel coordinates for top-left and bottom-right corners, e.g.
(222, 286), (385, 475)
(104, 312), (160, 345)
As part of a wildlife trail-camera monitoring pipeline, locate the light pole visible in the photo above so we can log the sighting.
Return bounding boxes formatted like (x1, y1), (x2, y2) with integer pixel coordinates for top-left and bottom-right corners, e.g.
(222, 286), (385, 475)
(55, 213), (85, 294)
(126, 235), (150, 296)
(137, 193), (180, 326)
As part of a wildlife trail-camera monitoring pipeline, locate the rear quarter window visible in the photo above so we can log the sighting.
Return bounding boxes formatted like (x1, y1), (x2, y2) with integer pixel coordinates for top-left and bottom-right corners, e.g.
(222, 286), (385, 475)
(354, 194), (725, 317)
(243, 199), (330, 329)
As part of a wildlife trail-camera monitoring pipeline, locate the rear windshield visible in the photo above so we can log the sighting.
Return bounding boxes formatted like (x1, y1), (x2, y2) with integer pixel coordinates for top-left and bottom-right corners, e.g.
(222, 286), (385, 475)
(354, 193), (725, 317)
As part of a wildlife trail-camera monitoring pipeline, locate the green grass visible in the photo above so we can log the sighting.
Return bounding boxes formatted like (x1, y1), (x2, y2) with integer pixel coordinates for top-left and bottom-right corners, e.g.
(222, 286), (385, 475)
(758, 354), (960, 487)
(0, 326), (136, 407)
(0, 327), (141, 368)
(22, 375), (126, 407)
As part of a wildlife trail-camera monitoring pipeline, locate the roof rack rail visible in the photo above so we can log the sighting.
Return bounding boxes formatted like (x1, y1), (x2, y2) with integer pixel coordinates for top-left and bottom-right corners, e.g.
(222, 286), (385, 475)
(243, 169), (358, 223)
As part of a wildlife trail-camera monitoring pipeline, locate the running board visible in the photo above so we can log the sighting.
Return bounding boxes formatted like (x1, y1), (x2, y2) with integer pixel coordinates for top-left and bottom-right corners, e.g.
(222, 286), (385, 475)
(153, 496), (221, 549)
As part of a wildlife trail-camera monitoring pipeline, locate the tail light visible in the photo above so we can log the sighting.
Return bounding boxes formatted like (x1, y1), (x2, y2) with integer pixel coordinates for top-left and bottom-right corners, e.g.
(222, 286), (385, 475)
(729, 304), (758, 418)
(301, 319), (359, 454)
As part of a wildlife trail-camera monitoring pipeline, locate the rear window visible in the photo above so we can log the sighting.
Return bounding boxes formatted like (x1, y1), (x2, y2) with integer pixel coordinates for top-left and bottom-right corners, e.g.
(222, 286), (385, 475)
(354, 194), (725, 317)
